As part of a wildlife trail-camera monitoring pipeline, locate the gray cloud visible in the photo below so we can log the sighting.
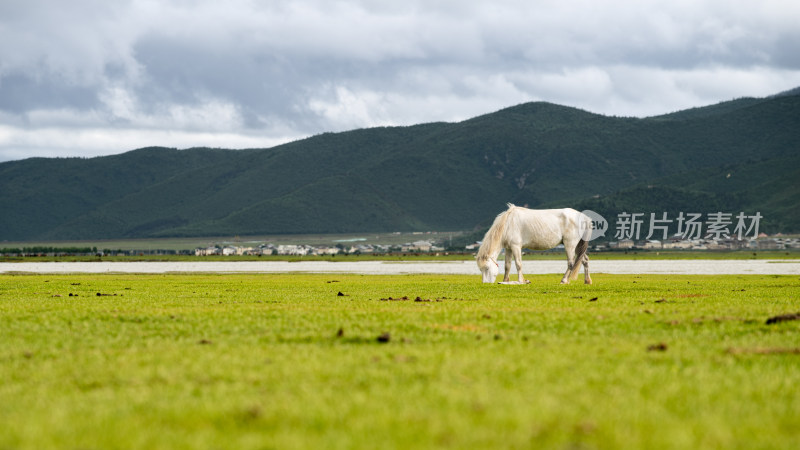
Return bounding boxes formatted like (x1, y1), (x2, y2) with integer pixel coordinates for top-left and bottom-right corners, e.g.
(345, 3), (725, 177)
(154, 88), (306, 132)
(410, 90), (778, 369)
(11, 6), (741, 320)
(1, 0), (799, 161)
(0, 70), (100, 112)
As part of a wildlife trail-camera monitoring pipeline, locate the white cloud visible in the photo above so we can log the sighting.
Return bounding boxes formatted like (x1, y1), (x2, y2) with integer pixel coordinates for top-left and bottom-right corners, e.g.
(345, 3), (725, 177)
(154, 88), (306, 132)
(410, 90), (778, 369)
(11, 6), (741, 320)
(0, 123), (294, 161)
(308, 86), (392, 130)
(1, 0), (799, 161)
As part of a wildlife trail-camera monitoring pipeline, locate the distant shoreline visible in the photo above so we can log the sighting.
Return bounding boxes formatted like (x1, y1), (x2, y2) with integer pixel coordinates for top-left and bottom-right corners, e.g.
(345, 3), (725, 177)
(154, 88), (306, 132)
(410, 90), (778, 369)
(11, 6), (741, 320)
(2, 260), (798, 275)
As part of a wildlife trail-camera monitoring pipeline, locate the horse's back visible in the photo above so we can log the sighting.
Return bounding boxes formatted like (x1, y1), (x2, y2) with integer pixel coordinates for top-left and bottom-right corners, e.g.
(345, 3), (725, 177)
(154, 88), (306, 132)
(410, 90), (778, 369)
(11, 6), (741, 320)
(509, 207), (577, 250)
(515, 207), (580, 228)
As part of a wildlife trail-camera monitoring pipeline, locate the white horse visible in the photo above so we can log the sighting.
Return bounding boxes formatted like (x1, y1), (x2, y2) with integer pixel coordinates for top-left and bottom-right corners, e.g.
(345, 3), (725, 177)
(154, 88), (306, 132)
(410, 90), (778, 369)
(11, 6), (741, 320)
(476, 203), (592, 284)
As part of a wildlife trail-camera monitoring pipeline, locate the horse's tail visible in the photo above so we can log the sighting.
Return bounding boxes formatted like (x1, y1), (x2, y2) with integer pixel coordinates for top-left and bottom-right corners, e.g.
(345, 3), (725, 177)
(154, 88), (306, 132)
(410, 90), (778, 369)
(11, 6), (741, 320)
(568, 238), (588, 281)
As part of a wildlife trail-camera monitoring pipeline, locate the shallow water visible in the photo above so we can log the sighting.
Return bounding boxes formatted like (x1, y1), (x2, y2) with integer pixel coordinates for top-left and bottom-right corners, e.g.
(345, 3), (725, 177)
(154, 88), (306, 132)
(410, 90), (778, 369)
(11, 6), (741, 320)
(1, 260), (798, 275)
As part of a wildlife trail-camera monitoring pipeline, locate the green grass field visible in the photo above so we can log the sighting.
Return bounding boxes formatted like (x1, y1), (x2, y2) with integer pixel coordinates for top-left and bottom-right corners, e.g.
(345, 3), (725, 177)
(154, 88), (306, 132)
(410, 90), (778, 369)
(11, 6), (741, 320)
(1, 273), (798, 449)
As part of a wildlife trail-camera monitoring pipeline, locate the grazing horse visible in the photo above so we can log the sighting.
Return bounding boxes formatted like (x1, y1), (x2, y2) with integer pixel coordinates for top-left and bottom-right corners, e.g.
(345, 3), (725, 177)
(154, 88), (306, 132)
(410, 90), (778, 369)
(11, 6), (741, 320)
(476, 203), (592, 284)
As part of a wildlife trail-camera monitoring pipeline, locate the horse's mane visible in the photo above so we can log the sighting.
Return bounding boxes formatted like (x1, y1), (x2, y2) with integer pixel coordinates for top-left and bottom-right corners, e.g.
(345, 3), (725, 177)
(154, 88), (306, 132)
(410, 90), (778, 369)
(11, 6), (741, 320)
(476, 203), (516, 262)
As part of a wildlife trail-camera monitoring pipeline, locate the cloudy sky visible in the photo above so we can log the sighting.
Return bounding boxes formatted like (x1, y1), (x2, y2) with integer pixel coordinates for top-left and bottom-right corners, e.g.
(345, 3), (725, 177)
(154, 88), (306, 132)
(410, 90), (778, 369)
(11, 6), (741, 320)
(1, 0), (799, 162)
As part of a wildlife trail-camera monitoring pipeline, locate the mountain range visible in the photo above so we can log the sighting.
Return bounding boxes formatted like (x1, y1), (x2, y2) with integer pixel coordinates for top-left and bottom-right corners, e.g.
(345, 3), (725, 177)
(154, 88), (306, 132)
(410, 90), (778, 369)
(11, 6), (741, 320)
(1, 88), (798, 241)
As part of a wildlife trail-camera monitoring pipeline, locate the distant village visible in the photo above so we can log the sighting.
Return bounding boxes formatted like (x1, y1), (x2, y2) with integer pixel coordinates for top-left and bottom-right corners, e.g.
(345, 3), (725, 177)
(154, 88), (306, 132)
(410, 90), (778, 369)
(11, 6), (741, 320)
(596, 234), (800, 251)
(3, 235), (798, 258)
(194, 234), (800, 256)
(194, 240), (446, 256)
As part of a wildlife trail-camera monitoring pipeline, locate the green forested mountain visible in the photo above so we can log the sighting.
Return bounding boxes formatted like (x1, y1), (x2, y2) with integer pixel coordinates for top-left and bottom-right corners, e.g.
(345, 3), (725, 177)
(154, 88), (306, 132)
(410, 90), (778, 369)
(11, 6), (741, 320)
(1, 90), (798, 240)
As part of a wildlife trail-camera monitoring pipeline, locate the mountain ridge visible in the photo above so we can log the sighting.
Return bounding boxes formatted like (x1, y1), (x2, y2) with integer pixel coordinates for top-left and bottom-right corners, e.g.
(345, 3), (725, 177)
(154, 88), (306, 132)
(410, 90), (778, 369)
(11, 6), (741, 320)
(1, 89), (798, 240)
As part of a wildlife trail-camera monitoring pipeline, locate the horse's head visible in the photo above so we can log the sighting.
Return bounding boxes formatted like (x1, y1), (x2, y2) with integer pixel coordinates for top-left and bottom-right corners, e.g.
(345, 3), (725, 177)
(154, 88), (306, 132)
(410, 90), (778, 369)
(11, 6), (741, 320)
(477, 255), (499, 283)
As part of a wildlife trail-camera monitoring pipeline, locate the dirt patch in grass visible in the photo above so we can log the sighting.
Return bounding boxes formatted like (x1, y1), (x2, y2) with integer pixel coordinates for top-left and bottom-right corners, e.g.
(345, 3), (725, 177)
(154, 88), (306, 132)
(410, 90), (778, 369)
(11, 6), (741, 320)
(378, 296), (476, 302)
(647, 342), (668, 352)
(765, 312), (800, 325)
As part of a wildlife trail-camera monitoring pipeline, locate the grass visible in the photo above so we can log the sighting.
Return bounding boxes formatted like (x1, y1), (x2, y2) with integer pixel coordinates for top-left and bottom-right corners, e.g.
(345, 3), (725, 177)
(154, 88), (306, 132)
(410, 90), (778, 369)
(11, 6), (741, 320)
(1, 273), (799, 449)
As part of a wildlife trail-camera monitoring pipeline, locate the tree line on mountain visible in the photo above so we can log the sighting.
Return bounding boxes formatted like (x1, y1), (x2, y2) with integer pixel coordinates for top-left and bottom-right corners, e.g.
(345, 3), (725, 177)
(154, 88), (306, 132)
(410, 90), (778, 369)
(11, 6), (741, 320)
(0, 89), (797, 241)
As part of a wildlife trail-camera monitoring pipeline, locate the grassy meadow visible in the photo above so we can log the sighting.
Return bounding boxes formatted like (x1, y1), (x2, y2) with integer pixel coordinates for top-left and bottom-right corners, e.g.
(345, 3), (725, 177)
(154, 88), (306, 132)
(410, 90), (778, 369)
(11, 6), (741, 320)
(1, 272), (799, 449)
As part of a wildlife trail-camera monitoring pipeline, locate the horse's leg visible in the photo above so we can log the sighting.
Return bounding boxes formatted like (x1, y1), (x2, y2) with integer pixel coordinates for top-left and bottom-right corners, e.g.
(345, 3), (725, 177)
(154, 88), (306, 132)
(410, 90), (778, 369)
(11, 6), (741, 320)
(560, 242), (576, 284)
(583, 253), (592, 285)
(512, 246), (529, 283)
(503, 249), (512, 282)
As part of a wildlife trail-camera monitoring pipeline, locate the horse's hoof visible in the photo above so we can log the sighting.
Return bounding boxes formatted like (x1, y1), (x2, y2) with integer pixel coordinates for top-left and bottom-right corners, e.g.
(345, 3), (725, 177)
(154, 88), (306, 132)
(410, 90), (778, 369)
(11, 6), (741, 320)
(523, 279), (531, 284)
(560, 280), (569, 285)
(585, 280), (593, 285)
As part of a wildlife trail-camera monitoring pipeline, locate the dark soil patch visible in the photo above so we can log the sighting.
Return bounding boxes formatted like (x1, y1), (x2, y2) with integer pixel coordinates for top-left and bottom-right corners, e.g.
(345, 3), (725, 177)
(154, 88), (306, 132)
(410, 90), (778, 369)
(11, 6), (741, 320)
(380, 296), (410, 301)
(766, 312), (800, 325)
(379, 295), (475, 302)
(647, 342), (668, 352)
